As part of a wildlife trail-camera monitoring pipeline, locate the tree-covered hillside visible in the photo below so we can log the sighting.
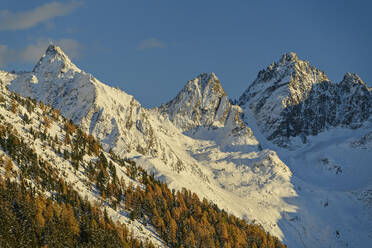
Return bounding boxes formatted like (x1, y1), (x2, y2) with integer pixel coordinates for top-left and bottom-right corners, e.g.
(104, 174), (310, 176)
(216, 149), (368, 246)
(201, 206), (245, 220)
(0, 81), (286, 247)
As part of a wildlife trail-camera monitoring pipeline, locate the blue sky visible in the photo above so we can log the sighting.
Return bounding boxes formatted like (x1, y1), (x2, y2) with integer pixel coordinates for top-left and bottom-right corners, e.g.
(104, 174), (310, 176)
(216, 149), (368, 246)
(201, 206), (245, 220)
(1, 0), (371, 107)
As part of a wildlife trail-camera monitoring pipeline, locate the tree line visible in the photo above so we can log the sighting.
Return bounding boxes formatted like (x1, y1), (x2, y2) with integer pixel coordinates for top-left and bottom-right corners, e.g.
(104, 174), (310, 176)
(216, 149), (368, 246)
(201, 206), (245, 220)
(0, 90), (286, 247)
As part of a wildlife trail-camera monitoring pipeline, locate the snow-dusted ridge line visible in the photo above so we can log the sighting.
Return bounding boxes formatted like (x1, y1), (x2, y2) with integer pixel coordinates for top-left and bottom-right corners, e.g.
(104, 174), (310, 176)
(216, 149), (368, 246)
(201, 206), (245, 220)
(2, 45), (372, 248)
(3, 44), (296, 243)
(8, 45), (205, 179)
(238, 52), (372, 147)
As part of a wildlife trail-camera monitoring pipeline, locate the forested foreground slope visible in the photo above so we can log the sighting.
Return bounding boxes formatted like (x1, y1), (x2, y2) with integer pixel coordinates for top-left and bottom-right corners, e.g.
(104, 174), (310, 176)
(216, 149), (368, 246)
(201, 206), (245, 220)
(2, 45), (372, 247)
(0, 79), (285, 247)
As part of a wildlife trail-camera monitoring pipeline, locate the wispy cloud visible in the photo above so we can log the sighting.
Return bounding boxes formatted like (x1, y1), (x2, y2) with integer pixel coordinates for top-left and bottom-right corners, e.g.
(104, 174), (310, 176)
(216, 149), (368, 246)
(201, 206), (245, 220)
(0, 38), (81, 67)
(137, 38), (166, 50)
(0, 1), (83, 31)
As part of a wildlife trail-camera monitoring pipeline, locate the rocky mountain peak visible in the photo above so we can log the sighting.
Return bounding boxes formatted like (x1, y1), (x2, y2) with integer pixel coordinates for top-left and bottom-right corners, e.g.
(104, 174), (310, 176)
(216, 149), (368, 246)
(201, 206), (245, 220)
(194, 72), (221, 91)
(5, 46), (181, 178)
(279, 51), (299, 64)
(33, 44), (80, 75)
(45, 44), (66, 56)
(161, 72), (258, 152)
(252, 52), (328, 91)
(340, 72), (369, 89)
(239, 52), (329, 110)
(239, 53), (371, 146)
(163, 72), (233, 130)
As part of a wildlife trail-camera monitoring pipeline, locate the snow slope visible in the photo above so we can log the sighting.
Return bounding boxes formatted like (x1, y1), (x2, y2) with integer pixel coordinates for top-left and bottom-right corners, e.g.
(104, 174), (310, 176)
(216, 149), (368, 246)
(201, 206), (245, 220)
(237, 53), (372, 247)
(243, 106), (372, 247)
(4, 45), (296, 244)
(2, 45), (372, 247)
(0, 79), (166, 247)
(8, 45), (195, 177)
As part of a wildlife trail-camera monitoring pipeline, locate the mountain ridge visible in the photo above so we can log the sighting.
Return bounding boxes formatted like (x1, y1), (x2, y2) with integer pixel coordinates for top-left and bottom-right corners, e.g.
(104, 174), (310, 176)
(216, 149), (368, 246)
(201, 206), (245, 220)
(0, 77), (288, 248)
(238, 52), (371, 146)
(1, 45), (372, 248)
(8, 45), (200, 177)
(3, 44), (297, 244)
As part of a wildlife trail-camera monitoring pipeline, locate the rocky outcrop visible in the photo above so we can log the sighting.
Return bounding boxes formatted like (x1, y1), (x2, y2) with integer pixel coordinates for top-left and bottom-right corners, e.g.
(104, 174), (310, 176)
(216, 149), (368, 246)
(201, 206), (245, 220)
(161, 72), (259, 151)
(239, 52), (371, 146)
(162, 72), (239, 130)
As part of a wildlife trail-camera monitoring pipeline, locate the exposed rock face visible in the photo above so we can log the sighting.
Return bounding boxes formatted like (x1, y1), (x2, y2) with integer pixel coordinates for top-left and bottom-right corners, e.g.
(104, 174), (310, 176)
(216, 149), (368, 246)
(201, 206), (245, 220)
(338, 73), (371, 127)
(239, 52), (371, 146)
(161, 72), (259, 151)
(163, 73), (233, 130)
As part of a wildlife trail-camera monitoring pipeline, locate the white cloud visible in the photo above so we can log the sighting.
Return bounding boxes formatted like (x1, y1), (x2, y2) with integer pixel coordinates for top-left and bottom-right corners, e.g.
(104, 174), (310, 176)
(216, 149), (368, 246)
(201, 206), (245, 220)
(0, 38), (81, 67)
(137, 38), (165, 50)
(0, 1), (83, 31)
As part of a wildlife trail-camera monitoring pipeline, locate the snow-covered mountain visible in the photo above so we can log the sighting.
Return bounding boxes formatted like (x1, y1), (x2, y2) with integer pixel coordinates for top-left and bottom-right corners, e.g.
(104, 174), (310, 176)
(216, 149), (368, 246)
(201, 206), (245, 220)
(238, 52), (372, 147)
(238, 52), (372, 247)
(2, 45), (295, 243)
(1, 45), (372, 248)
(163, 72), (237, 130)
(8, 45), (198, 177)
(0, 75), (166, 246)
(160, 72), (259, 152)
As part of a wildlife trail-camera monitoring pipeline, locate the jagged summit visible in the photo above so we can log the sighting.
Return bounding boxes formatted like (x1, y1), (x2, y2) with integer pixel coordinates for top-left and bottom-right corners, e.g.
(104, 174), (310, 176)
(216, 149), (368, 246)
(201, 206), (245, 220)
(46, 44), (66, 56)
(33, 44), (80, 75)
(163, 72), (232, 130)
(193, 72), (221, 91)
(341, 72), (369, 89)
(10, 44), (94, 124)
(239, 53), (372, 146)
(161, 72), (259, 152)
(238, 52), (329, 117)
(343, 72), (360, 81)
(280, 51), (299, 63)
(251, 52), (329, 90)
